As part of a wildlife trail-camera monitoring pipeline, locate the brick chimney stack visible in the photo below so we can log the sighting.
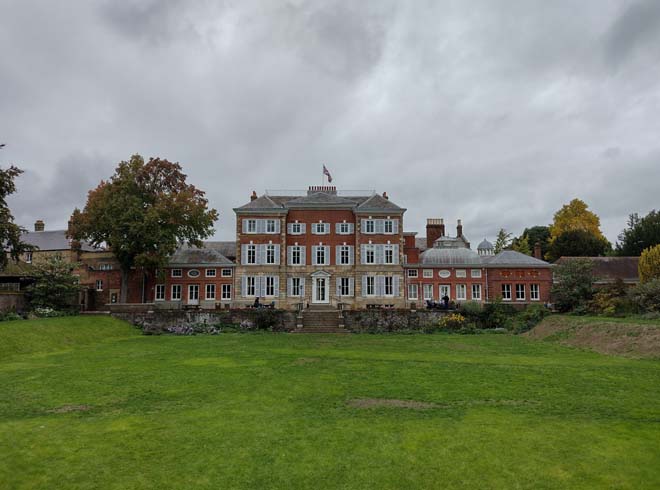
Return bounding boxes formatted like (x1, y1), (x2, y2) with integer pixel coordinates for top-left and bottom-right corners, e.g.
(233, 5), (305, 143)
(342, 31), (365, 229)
(34, 220), (45, 232)
(534, 242), (543, 260)
(426, 218), (445, 249)
(457, 219), (463, 238)
(250, 191), (257, 201)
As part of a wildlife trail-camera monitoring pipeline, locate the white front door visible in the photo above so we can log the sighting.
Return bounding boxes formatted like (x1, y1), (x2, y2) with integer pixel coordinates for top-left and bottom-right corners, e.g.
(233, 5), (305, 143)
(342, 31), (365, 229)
(312, 277), (329, 304)
(188, 284), (199, 305)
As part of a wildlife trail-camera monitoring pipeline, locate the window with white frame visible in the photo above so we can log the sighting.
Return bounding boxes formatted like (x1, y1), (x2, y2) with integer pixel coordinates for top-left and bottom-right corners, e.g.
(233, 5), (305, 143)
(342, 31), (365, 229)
(290, 222), (303, 235)
(408, 284), (418, 300)
(221, 268), (232, 277)
(290, 277), (303, 297)
(265, 276), (276, 296)
(365, 245), (375, 264)
(171, 284), (182, 300)
(246, 244), (256, 264)
(222, 284), (232, 300)
(339, 277), (351, 296)
(338, 222), (352, 234)
(99, 263), (113, 271)
(456, 284), (467, 300)
(95, 279), (103, 291)
(407, 269), (418, 278)
(366, 276), (375, 296)
(25, 251), (33, 263)
(384, 245), (395, 264)
(423, 269), (433, 278)
(423, 284), (433, 300)
(171, 269), (182, 278)
(206, 284), (216, 300)
(456, 269), (467, 278)
(265, 244), (276, 264)
(206, 268), (216, 277)
(501, 284), (512, 300)
(471, 284), (482, 301)
(384, 276), (394, 296)
(471, 269), (482, 278)
(290, 245), (303, 265)
(155, 284), (165, 301)
(315, 246), (326, 265)
(516, 284), (525, 301)
(246, 277), (256, 297)
(266, 219), (277, 233)
(312, 222), (329, 234)
(339, 245), (351, 265)
(364, 219), (375, 233)
(384, 220), (394, 234)
(246, 219), (257, 233)
(530, 283), (540, 301)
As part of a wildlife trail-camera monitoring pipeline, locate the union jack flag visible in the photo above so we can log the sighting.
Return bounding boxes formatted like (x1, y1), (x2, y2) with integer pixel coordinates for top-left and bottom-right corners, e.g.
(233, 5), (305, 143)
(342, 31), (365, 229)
(323, 165), (333, 183)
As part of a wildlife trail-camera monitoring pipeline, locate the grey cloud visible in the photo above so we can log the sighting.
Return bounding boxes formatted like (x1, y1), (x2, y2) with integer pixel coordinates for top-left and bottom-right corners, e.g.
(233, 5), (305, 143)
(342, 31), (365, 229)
(1, 0), (659, 246)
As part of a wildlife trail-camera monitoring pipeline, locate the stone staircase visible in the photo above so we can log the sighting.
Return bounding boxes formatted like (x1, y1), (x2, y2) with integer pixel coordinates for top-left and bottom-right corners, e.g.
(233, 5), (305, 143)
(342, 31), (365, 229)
(295, 306), (348, 333)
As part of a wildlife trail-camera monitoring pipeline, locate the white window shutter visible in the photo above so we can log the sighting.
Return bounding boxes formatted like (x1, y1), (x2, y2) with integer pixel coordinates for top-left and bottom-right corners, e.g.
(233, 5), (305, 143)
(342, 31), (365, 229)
(349, 246), (354, 265)
(349, 277), (355, 297)
(393, 245), (400, 264)
(242, 220), (248, 233)
(287, 223), (293, 234)
(259, 276), (266, 297)
(300, 246), (306, 266)
(241, 244), (247, 265)
(287, 246), (293, 265)
(392, 219), (399, 234)
(274, 245), (280, 265)
(241, 276), (247, 297)
(324, 223), (330, 234)
(301, 223), (306, 234)
(335, 246), (341, 265)
(335, 223), (341, 234)
(275, 220), (281, 233)
(374, 219), (384, 234)
(360, 245), (366, 264)
(256, 245), (264, 265)
(376, 276), (385, 297)
(336, 278), (341, 297)
(361, 219), (367, 232)
(300, 278), (305, 298)
(325, 246), (330, 265)
(311, 246), (317, 265)
(287, 277), (292, 296)
(362, 275), (368, 297)
(375, 245), (384, 265)
(273, 276), (279, 297)
(393, 275), (400, 296)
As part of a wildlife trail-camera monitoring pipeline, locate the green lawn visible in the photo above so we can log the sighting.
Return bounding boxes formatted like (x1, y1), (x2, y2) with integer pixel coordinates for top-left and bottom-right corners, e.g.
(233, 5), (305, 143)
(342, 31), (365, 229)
(1, 317), (660, 489)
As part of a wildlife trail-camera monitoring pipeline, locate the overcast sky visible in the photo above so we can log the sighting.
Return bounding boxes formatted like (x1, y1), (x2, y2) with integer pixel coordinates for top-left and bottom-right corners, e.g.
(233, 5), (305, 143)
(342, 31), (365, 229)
(2, 0), (659, 244)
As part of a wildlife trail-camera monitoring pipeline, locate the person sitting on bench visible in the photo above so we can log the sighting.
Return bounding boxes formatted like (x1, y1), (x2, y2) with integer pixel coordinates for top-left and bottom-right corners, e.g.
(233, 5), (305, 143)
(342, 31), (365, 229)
(253, 297), (261, 308)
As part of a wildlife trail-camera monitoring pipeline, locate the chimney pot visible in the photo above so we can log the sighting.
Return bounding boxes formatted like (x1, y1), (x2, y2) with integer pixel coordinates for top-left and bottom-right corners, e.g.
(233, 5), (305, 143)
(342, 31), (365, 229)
(34, 220), (45, 232)
(250, 191), (257, 201)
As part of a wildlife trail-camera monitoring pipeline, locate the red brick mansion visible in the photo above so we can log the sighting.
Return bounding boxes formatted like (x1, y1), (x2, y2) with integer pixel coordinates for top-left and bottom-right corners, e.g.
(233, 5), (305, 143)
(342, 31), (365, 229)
(16, 186), (552, 310)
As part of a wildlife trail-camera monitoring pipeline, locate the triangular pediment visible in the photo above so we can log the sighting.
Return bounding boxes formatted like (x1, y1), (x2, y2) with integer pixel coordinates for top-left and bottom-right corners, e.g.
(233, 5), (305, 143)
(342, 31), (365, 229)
(310, 270), (332, 277)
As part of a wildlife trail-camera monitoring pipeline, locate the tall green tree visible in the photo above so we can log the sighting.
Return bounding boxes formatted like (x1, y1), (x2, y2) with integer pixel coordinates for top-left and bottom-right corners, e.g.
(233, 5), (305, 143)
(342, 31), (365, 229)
(511, 235), (531, 255)
(69, 155), (218, 302)
(513, 226), (551, 257)
(616, 210), (660, 256)
(0, 146), (31, 270)
(26, 256), (81, 311)
(546, 229), (611, 262)
(551, 258), (594, 312)
(494, 228), (512, 254)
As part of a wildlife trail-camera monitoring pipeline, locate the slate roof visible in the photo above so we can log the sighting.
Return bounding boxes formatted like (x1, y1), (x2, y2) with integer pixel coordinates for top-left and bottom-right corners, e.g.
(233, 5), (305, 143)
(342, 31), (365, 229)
(169, 242), (235, 266)
(20, 230), (99, 252)
(415, 237), (429, 251)
(484, 250), (550, 267)
(420, 247), (483, 266)
(555, 256), (639, 283)
(235, 191), (404, 212)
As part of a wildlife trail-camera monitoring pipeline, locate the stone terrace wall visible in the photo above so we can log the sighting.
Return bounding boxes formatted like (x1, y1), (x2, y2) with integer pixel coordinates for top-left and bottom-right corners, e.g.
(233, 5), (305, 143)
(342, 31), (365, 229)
(112, 308), (297, 334)
(343, 309), (450, 333)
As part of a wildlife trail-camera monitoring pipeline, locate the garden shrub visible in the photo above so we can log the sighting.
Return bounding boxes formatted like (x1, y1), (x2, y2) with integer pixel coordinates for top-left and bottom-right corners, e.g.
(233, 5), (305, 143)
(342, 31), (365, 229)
(588, 279), (636, 316)
(551, 258), (594, 312)
(0, 310), (23, 322)
(482, 299), (517, 329)
(438, 313), (477, 334)
(628, 279), (660, 313)
(511, 304), (550, 334)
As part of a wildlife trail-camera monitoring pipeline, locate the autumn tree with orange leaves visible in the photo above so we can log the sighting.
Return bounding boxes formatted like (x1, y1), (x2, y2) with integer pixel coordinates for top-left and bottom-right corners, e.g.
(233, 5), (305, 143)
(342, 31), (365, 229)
(69, 155), (218, 302)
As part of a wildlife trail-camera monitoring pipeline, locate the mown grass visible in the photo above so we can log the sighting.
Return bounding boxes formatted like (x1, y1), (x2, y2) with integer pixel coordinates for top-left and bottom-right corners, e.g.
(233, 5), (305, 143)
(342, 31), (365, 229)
(1, 316), (659, 489)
